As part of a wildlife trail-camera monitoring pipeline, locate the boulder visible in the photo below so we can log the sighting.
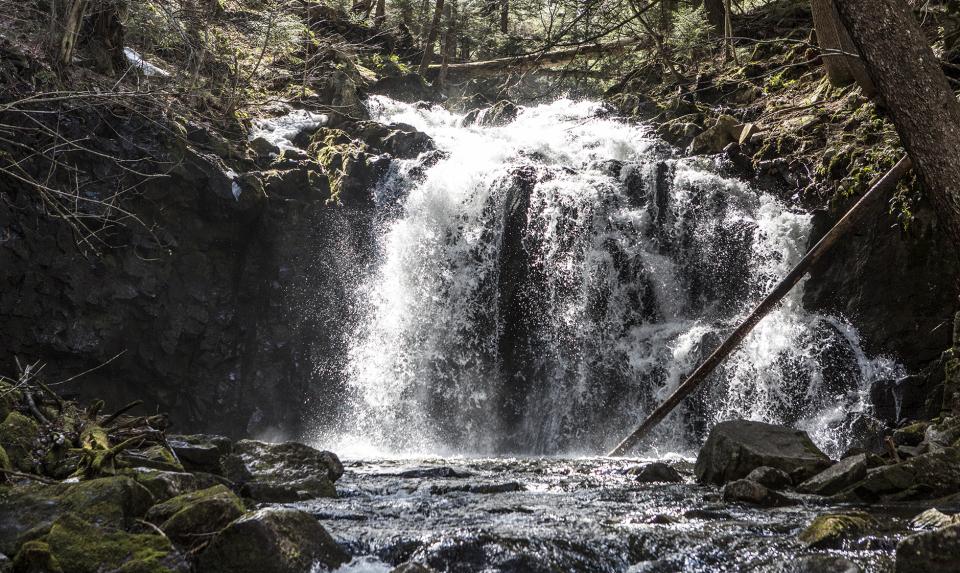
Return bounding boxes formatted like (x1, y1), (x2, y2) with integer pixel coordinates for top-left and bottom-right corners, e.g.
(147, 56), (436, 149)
(168, 434), (233, 474)
(799, 513), (878, 549)
(131, 470), (200, 503)
(234, 440), (342, 502)
(694, 420), (831, 485)
(40, 514), (188, 573)
(0, 412), (38, 472)
(895, 523), (960, 572)
(627, 462), (683, 483)
(910, 508), (960, 530)
(197, 508), (349, 573)
(721, 479), (790, 507)
(893, 422), (929, 447)
(354, 121), (435, 159)
(312, 130), (391, 206)
(58, 476), (155, 528)
(797, 454), (868, 496)
(392, 562), (434, 573)
(688, 115), (742, 155)
(770, 555), (861, 572)
(839, 447), (960, 501)
(0, 484), (65, 556)
(145, 485), (244, 545)
(744, 466), (792, 489)
(464, 101), (520, 127)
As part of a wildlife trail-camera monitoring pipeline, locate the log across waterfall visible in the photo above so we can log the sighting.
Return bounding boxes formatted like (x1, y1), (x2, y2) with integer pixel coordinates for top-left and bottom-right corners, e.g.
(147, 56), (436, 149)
(317, 96), (903, 458)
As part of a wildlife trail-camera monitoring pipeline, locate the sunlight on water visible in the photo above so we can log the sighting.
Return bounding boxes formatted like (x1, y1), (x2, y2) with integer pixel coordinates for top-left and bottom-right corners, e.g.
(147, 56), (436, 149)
(313, 96), (902, 459)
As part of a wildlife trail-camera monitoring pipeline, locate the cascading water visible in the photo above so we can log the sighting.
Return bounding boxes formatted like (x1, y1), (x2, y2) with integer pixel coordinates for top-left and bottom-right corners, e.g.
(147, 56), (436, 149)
(320, 96), (901, 458)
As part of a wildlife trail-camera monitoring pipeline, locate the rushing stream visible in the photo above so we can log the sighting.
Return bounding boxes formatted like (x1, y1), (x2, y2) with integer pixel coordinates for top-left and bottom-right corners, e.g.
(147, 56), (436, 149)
(303, 97), (910, 572)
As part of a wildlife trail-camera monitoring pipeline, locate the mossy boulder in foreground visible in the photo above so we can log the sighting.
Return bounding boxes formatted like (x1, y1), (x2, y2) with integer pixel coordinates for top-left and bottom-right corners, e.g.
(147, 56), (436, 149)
(145, 485), (244, 545)
(799, 512), (879, 549)
(197, 507), (349, 573)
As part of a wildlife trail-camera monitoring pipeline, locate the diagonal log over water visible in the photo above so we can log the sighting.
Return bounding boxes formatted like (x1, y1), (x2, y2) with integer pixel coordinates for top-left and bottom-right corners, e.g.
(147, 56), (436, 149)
(608, 155), (913, 457)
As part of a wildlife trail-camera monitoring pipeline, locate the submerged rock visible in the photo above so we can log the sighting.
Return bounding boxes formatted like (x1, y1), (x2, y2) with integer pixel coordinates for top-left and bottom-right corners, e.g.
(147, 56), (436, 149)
(694, 420), (831, 485)
(744, 466), (792, 489)
(721, 479), (789, 507)
(798, 512), (879, 549)
(628, 462), (683, 483)
(797, 454), (868, 496)
(197, 507), (349, 573)
(895, 523), (960, 572)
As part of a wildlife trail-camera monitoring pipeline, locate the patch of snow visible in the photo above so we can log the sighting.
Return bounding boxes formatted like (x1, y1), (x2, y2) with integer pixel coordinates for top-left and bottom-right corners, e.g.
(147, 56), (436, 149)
(124, 47), (170, 77)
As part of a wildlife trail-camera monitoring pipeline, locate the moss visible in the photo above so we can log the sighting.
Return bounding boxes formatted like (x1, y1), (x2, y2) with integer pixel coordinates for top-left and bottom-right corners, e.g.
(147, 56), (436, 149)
(139, 445), (185, 472)
(59, 476), (155, 527)
(46, 514), (182, 573)
(13, 539), (64, 573)
(799, 512), (878, 549)
(0, 411), (39, 472)
(0, 380), (22, 421)
(145, 485), (244, 543)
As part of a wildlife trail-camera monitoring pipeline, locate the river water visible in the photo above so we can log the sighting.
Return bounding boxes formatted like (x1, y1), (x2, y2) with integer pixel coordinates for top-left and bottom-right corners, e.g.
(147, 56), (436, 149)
(303, 97), (910, 572)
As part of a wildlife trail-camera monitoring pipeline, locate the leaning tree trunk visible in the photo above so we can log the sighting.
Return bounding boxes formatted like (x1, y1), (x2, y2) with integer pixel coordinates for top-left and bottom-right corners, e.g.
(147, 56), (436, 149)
(500, 0), (508, 34)
(374, 0), (386, 27)
(834, 0), (960, 258)
(419, 0), (445, 75)
(810, 0), (874, 95)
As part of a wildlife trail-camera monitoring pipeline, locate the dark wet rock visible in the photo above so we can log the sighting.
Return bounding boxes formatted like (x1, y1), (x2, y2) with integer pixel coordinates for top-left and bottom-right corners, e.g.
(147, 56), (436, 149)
(0, 485), (65, 555)
(131, 470), (200, 503)
(895, 523), (960, 573)
(464, 101), (520, 127)
(58, 476), (155, 528)
(392, 466), (472, 479)
(910, 508), (960, 530)
(145, 485), (244, 545)
(250, 136), (281, 162)
(799, 512), (879, 549)
(797, 454), (868, 496)
(839, 447), (960, 501)
(893, 422), (929, 447)
(744, 466), (792, 489)
(839, 413), (890, 456)
(721, 479), (790, 507)
(627, 462), (683, 483)
(234, 440), (341, 502)
(311, 129), (391, 206)
(120, 444), (185, 473)
(430, 482), (524, 495)
(197, 507), (349, 573)
(168, 434), (232, 474)
(354, 121), (436, 159)
(768, 555), (862, 573)
(682, 508), (732, 520)
(694, 420), (831, 485)
(924, 418), (960, 451)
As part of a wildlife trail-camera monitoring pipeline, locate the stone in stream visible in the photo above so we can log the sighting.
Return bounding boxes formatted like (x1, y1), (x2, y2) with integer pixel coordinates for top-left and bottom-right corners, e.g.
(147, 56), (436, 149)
(721, 479), (790, 507)
(895, 523), (960, 572)
(798, 512), (879, 549)
(391, 562), (433, 573)
(233, 440), (343, 502)
(796, 454), (868, 496)
(837, 447), (960, 501)
(197, 507), (349, 573)
(769, 555), (862, 573)
(694, 420), (831, 485)
(744, 466), (793, 489)
(910, 508), (960, 530)
(627, 462), (683, 483)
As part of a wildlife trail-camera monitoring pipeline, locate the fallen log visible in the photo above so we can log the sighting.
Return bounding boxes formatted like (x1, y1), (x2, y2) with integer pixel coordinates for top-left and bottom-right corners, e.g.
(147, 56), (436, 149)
(427, 38), (637, 76)
(607, 155), (913, 457)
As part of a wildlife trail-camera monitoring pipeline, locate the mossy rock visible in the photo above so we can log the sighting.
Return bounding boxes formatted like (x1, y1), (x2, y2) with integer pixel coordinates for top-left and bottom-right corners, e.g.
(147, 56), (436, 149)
(129, 470), (199, 503)
(59, 476), (155, 527)
(197, 508), (348, 573)
(0, 483), (66, 556)
(145, 485), (244, 544)
(0, 412), (38, 472)
(45, 514), (187, 573)
(799, 512), (878, 549)
(119, 445), (184, 473)
(0, 381), (22, 422)
(893, 422), (929, 447)
(12, 539), (63, 573)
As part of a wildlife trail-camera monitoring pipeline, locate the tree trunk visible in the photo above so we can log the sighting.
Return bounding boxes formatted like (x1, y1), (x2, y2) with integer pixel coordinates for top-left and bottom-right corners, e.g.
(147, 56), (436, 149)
(810, 0), (874, 95)
(438, 1), (455, 87)
(374, 0), (386, 27)
(50, 0), (90, 68)
(834, 0), (960, 257)
(660, 0), (676, 32)
(703, 0), (725, 34)
(419, 0), (445, 75)
(500, 0), (508, 34)
(88, 0), (127, 75)
(426, 38), (636, 76)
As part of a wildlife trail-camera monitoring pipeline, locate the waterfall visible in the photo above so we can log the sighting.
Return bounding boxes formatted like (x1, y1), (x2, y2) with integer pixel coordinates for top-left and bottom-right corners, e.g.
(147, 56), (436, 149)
(317, 96), (902, 458)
